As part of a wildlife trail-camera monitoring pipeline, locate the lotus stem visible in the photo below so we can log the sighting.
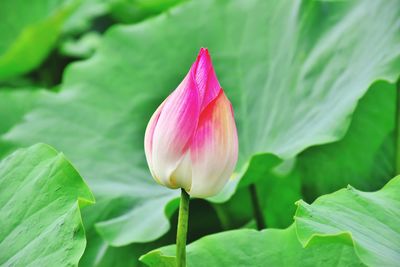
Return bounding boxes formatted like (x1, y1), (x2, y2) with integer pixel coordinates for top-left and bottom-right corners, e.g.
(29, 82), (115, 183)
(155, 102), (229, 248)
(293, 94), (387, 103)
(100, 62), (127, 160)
(176, 188), (190, 267)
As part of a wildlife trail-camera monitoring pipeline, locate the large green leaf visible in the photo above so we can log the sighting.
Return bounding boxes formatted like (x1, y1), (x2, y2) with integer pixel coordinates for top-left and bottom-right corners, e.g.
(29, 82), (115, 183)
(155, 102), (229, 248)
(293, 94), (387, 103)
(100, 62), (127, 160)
(62, 0), (109, 35)
(140, 225), (364, 267)
(0, 0), (79, 80)
(60, 0), (187, 59)
(0, 88), (50, 159)
(3, 0), (400, 247)
(256, 166), (301, 228)
(0, 143), (94, 266)
(142, 176), (400, 266)
(79, 201), (150, 267)
(109, 0), (187, 24)
(298, 81), (396, 199)
(80, 230), (140, 267)
(0, 88), (43, 135)
(295, 176), (400, 266)
(62, 0), (187, 36)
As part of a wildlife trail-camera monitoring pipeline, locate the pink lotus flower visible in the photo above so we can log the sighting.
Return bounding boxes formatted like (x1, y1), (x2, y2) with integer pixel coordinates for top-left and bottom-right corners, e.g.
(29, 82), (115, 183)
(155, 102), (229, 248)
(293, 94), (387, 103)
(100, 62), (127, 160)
(144, 48), (238, 198)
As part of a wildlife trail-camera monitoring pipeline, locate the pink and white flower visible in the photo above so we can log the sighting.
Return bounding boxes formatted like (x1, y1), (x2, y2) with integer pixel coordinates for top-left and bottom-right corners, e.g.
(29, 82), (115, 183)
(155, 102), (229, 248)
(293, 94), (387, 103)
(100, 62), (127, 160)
(144, 48), (238, 198)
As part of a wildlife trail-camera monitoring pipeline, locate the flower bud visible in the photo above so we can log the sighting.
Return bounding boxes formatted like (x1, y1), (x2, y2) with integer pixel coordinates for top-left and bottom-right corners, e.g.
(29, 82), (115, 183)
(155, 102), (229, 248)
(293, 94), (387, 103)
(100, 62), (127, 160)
(144, 48), (238, 198)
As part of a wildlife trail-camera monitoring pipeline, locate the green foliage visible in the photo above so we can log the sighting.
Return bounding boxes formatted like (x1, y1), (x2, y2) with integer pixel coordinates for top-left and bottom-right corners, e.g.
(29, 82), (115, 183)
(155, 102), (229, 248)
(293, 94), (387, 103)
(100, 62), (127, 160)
(109, 0), (186, 24)
(0, 88), (42, 135)
(60, 32), (102, 58)
(0, 144), (94, 267)
(142, 176), (400, 266)
(0, 0), (79, 80)
(298, 81), (396, 199)
(3, 0), (400, 246)
(141, 226), (365, 267)
(296, 176), (400, 266)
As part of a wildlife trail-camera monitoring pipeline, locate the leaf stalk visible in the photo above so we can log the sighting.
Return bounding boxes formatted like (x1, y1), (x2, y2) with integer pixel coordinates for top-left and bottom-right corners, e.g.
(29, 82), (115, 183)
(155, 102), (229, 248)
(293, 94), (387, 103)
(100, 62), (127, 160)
(249, 184), (266, 230)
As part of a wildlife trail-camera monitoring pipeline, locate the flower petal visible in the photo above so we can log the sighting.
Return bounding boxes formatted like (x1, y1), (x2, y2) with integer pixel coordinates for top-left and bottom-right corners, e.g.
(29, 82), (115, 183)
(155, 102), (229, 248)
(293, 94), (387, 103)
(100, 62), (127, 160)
(192, 48), (221, 110)
(188, 90), (238, 198)
(144, 101), (164, 184)
(150, 72), (201, 187)
(169, 151), (192, 191)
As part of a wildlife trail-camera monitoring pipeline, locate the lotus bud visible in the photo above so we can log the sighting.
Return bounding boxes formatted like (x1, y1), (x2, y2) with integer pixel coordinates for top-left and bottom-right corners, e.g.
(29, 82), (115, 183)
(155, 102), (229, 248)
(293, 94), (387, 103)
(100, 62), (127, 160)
(144, 48), (238, 198)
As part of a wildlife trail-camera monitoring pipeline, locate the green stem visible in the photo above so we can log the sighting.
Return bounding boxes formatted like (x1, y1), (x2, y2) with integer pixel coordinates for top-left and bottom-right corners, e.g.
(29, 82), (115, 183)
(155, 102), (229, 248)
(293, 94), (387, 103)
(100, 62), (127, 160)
(212, 203), (232, 230)
(249, 184), (266, 230)
(176, 189), (190, 267)
(396, 79), (400, 174)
